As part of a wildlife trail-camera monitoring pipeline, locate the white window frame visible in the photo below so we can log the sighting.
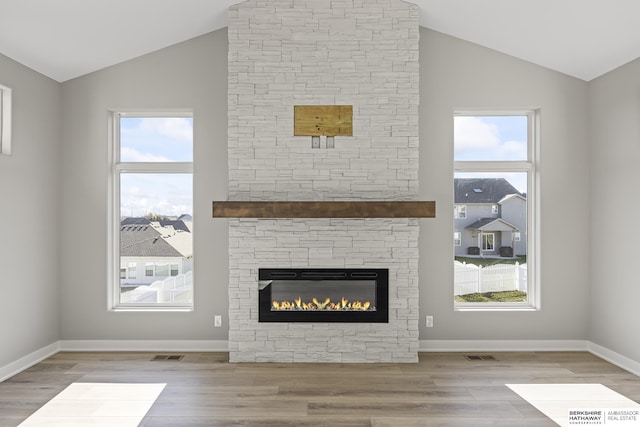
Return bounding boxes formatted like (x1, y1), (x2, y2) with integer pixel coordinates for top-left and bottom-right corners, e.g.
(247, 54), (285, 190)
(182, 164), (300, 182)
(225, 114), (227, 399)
(454, 204), (467, 219)
(0, 84), (12, 155)
(454, 109), (540, 311)
(454, 231), (461, 246)
(492, 204), (499, 214)
(107, 111), (194, 311)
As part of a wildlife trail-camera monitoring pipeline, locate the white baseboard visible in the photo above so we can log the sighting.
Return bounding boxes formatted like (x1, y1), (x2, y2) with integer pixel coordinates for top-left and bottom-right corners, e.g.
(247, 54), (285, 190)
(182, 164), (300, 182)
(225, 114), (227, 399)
(3, 340), (638, 384)
(588, 342), (640, 377)
(59, 340), (229, 352)
(0, 342), (60, 383)
(419, 339), (590, 352)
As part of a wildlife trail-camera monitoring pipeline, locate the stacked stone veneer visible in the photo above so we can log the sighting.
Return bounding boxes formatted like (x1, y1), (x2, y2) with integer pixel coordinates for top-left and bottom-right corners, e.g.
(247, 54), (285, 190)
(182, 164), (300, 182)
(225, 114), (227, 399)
(227, 0), (420, 362)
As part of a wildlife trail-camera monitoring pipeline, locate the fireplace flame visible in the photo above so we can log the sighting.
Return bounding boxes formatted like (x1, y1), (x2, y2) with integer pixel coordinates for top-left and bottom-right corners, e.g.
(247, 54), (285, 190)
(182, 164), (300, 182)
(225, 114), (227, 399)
(272, 297), (374, 311)
(312, 297), (330, 309)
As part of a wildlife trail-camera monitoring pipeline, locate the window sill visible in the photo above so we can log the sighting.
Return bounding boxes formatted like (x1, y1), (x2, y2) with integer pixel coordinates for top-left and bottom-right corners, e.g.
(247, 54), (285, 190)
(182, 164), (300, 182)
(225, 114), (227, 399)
(111, 306), (194, 313)
(454, 303), (539, 312)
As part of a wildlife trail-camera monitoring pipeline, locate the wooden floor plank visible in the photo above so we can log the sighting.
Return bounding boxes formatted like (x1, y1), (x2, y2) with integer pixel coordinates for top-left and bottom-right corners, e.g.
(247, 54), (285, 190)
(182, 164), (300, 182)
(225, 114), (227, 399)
(0, 351), (637, 426)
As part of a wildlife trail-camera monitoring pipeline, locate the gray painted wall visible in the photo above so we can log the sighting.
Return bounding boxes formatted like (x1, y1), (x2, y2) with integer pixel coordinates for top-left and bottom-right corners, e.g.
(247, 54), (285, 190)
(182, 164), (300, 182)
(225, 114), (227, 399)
(0, 54), (61, 368)
(588, 57), (640, 362)
(59, 29), (229, 341)
(419, 28), (591, 340)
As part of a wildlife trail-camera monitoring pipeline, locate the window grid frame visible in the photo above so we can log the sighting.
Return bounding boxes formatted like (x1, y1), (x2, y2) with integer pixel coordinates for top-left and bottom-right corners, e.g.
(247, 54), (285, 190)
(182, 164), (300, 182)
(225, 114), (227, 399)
(0, 84), (12, 155)
(108, 111), (194, 311)
(453, 109), (540, 311)
(454, 232), (462, 247)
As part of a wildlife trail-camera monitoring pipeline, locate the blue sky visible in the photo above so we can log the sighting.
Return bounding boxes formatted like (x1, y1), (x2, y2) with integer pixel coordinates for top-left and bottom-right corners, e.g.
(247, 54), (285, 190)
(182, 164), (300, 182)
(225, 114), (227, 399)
(120, 117), (193, 162)
(119, 117), (193, 218)
(454, 115), (528, 162)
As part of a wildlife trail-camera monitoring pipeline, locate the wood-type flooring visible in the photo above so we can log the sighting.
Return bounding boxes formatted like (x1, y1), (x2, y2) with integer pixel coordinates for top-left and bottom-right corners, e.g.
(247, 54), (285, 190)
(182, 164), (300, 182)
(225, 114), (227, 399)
(0, 351), (638, 426)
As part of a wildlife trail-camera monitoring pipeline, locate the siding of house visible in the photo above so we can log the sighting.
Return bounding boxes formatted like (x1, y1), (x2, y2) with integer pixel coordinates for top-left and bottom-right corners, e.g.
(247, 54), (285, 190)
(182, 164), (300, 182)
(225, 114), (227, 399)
(120, 256), (192, 287)
(500, 196), (527, 255)
(454, 203), (501, 256)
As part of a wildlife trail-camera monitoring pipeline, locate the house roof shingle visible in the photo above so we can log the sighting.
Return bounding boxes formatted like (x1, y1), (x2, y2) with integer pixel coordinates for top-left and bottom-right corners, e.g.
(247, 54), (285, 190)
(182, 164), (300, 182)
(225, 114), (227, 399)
(121, 217), (192, 232)
(454, 178), (522, 204)
(120, 221), (191, 258)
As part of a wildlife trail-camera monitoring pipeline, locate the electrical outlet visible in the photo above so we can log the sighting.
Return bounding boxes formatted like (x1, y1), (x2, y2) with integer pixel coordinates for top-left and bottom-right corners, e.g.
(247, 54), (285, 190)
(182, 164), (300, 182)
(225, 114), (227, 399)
(214, 315), (222, 327)
(426, 315), (434, 328)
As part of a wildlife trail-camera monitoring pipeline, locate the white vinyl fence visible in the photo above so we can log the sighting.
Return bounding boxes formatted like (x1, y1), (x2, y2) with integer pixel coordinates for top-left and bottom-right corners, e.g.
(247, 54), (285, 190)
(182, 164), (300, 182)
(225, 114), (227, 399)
(120, 271), (193, 304)
(454, 261), (527, 296)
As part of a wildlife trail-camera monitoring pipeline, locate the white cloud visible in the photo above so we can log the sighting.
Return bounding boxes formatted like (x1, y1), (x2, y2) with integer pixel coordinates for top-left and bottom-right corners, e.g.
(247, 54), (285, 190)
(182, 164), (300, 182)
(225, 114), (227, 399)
(454, 116), (500, 151)
(120, 147), (170, 162)
(120, 174), (192, 217)
(501, 139), (528, 159)
(454, 116), (527, 161)
(120, 190), (190, 217)
(139, 117), (192, 143)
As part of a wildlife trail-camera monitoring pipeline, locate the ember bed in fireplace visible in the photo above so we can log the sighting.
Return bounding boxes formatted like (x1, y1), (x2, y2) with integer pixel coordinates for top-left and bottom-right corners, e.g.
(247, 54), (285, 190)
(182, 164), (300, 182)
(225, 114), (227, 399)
(258, 268), (388, 323)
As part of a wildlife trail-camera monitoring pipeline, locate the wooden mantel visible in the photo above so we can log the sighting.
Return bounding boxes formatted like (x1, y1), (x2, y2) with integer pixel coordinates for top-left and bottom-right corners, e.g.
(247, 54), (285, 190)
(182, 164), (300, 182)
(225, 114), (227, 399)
(212, 201), (435, 218)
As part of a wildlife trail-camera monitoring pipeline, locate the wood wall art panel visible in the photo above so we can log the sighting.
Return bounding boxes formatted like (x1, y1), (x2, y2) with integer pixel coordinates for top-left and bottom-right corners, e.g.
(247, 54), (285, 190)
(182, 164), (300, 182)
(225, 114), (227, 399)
(212, 201), (435, 218)
(294, 105), (353, 136)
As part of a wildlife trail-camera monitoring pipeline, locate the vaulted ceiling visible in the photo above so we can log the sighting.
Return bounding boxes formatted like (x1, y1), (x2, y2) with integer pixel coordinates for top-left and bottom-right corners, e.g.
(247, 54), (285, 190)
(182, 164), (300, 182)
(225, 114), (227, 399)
(1, 0), (639, 82)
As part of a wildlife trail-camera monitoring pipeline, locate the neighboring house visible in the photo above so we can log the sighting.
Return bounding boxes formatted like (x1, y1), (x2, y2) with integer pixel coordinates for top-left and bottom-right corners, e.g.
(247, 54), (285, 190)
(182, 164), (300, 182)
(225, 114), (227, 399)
(121, 214), (193, 232)
(120, 218), (193, 289)
(454, 178), (527, 257)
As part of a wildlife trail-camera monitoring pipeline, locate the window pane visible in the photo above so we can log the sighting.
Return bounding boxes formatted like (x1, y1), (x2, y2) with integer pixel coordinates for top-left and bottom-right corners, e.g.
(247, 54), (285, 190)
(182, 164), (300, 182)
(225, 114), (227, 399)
(454, 115), (527, 161)
(482, 233), (495, 251)
(454, 172), (528, 302)
(113, 112), (194, 309)
(127, 263), (136, 279)
(120, 117), (193, 162)
(119, 173), (193, 305)
(120, 173), (192, 218)
(155, 263), (170, 276)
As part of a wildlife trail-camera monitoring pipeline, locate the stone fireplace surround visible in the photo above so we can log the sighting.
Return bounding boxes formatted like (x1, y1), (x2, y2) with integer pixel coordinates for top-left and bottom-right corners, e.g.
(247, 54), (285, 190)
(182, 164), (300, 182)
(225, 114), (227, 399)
(227, 0), (420, 363)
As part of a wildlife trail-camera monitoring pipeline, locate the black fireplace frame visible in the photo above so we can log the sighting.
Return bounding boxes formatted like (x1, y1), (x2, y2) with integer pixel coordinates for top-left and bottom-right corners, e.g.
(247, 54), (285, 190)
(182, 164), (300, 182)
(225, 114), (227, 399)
(258, 268), (389, 323)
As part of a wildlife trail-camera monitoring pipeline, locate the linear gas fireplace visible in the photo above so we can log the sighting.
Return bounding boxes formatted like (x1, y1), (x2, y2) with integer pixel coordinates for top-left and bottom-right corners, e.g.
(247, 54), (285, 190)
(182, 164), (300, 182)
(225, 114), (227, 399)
(258, 268), (389, 323)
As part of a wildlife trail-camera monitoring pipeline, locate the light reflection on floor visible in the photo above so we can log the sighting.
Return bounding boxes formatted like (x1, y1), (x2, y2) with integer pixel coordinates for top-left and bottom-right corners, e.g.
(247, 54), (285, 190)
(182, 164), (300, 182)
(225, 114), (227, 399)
(17, 381), (640, 426)
(508, 384), (640, 426)
(18, 382), (166, 426)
